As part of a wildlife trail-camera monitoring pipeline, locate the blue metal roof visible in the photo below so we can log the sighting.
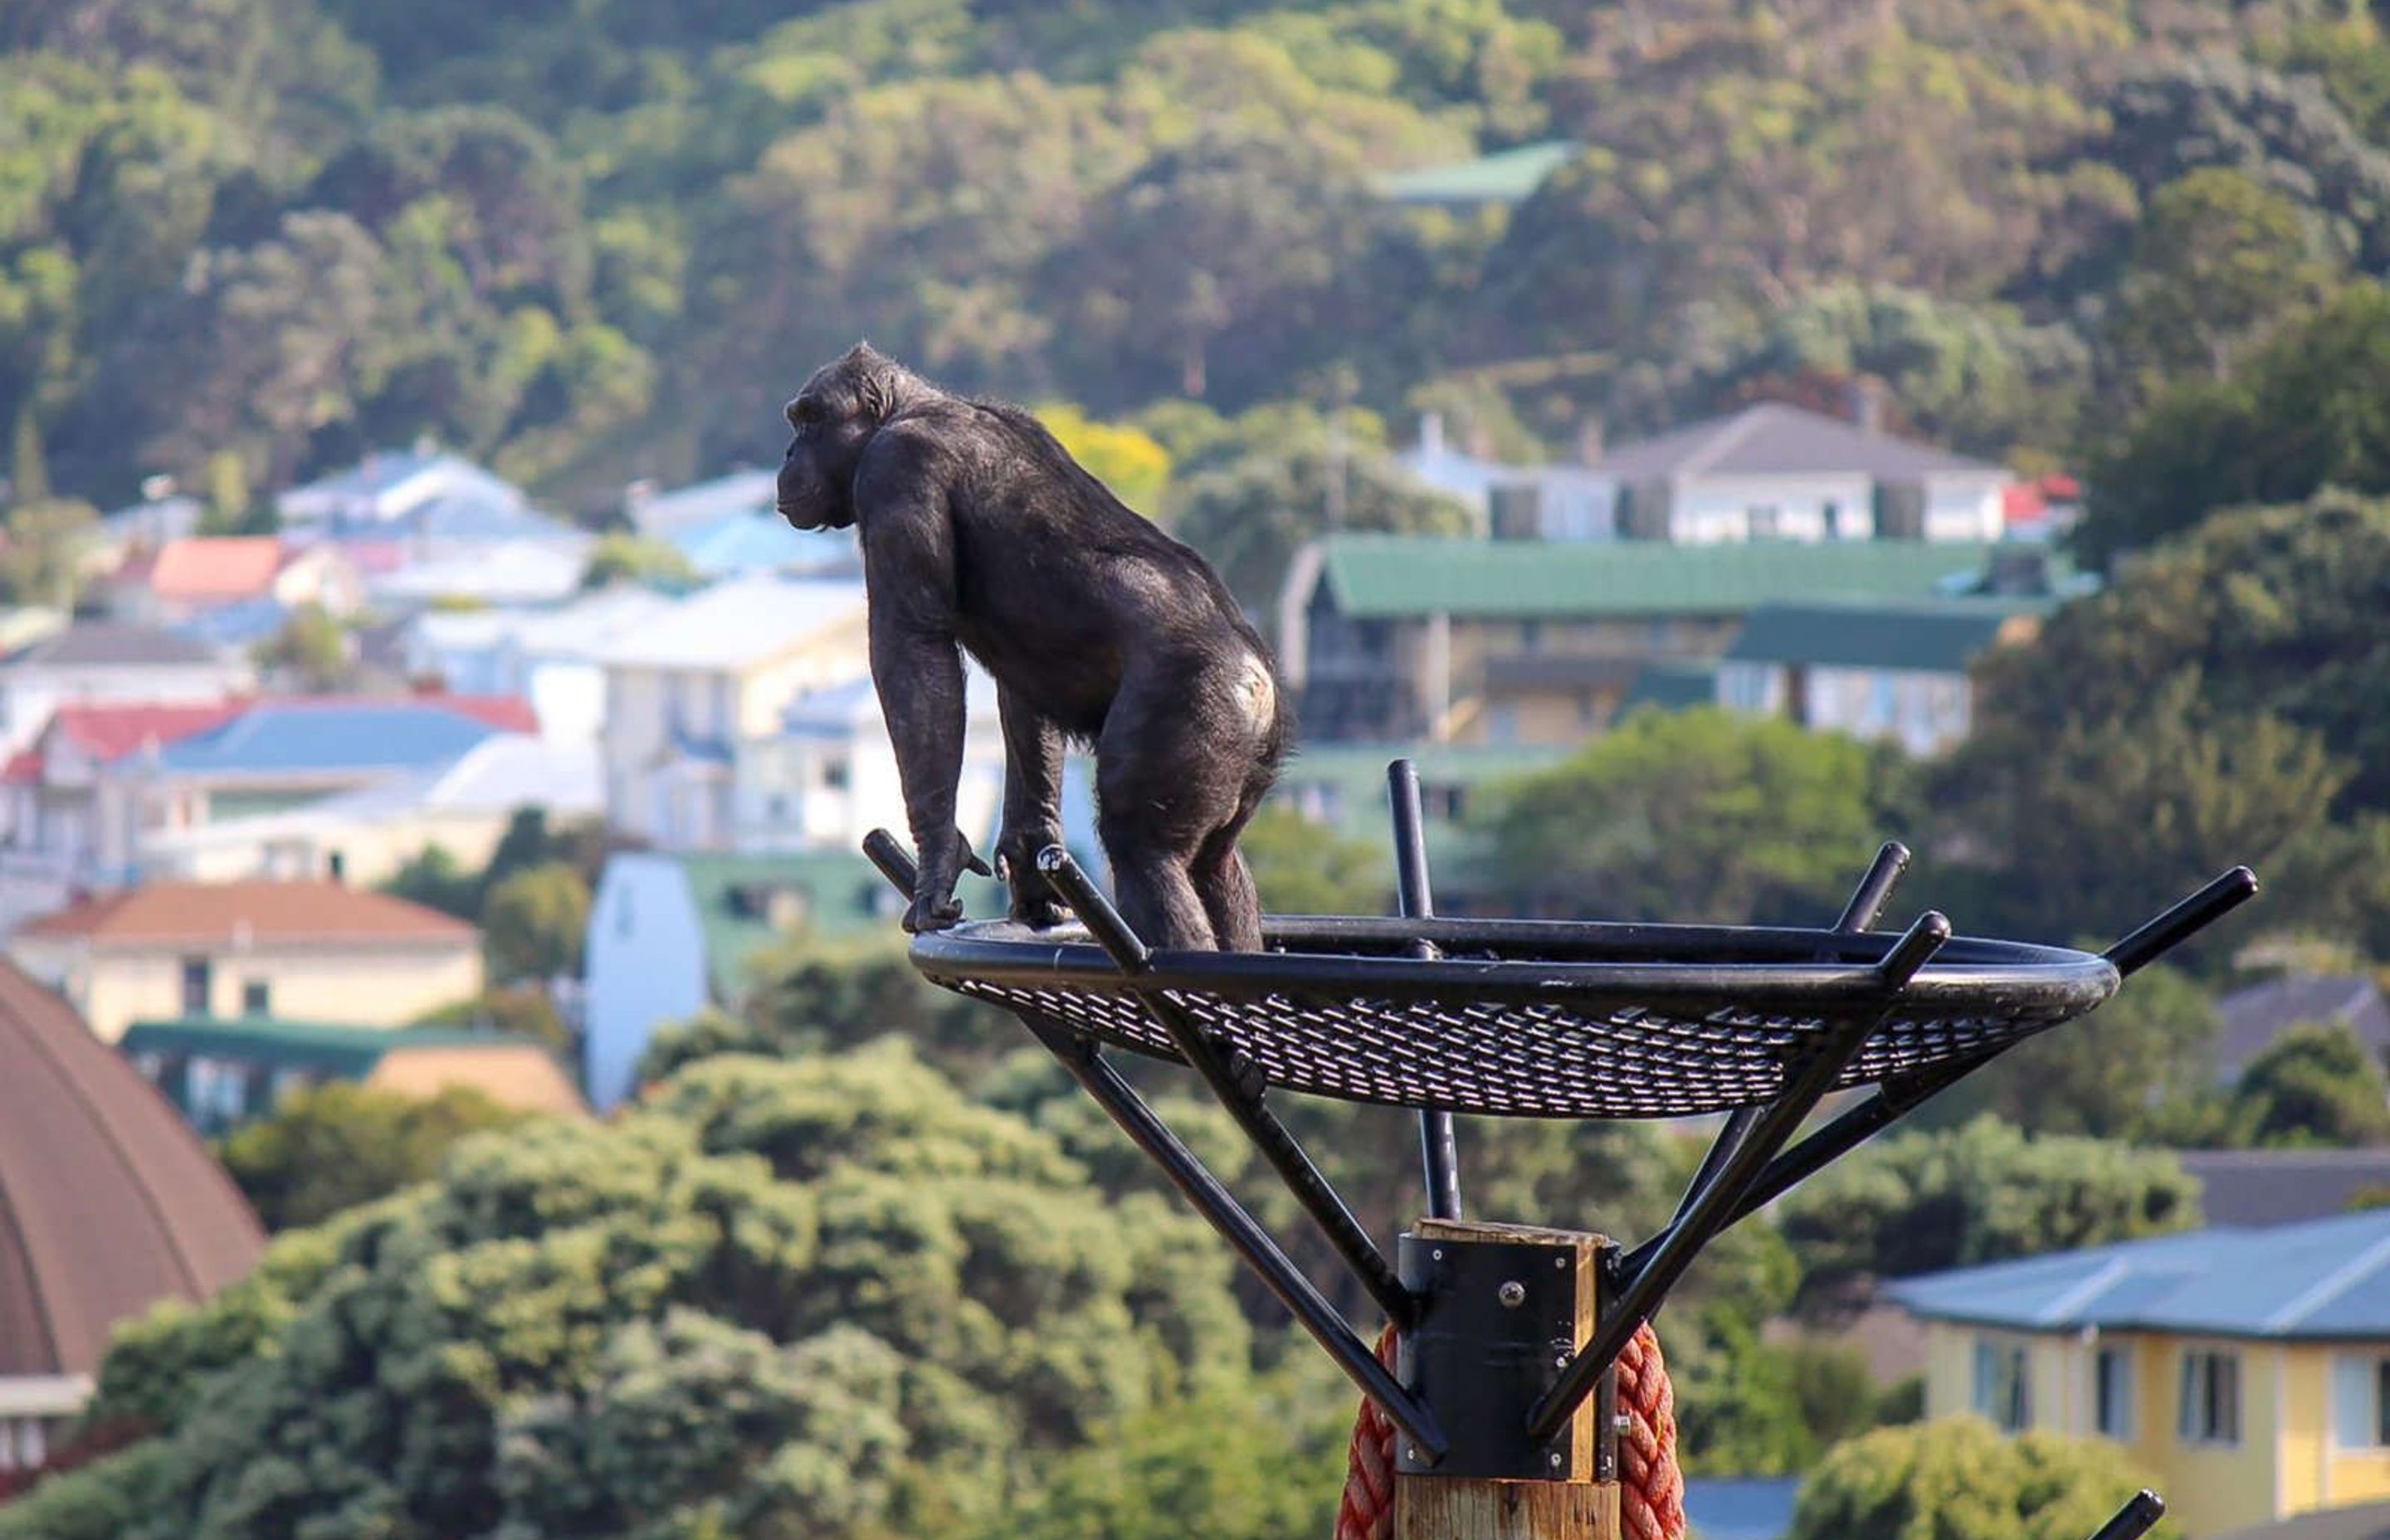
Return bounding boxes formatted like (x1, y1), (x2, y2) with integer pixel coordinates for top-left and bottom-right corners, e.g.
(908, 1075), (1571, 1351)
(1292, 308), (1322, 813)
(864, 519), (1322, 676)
(1885, 1208), (2390, 1340)
(157, 703), (505, 776)
(670, 509), (857, 578)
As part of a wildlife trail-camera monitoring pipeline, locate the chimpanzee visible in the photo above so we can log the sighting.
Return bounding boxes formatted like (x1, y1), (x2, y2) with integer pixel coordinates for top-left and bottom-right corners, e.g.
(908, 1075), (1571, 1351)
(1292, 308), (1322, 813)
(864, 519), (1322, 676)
(777, 344), (1290, 951)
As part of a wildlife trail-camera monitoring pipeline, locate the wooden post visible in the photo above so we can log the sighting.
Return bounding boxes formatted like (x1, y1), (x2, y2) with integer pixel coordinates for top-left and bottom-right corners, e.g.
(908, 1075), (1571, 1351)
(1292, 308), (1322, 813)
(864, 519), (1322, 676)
(1396, 1219), (1620, 1540)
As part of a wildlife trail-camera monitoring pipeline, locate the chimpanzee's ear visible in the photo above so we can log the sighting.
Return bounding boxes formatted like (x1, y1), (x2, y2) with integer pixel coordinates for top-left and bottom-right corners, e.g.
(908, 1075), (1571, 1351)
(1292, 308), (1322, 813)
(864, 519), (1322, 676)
(850, 344), (898, 422)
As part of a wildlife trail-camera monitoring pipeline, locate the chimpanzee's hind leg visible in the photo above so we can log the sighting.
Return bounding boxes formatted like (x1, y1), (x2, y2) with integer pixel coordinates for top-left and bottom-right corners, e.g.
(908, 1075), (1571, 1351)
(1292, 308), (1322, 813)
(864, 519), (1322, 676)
(1193, 831), (1263, 953)
(1095, 665), (1261, 952)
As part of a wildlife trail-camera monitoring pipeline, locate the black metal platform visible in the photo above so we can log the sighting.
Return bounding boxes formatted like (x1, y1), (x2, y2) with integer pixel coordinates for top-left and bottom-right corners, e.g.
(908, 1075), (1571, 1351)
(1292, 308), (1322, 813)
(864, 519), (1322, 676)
(859, 758), (2258, 1483)
(911, 916), (2119, 1118)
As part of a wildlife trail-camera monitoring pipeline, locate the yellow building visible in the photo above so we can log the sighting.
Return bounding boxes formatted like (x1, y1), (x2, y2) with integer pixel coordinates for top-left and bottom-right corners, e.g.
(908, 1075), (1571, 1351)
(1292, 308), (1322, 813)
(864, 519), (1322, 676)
(8, 879), (484, 1041)
(1889, 1211), (2390, 1537)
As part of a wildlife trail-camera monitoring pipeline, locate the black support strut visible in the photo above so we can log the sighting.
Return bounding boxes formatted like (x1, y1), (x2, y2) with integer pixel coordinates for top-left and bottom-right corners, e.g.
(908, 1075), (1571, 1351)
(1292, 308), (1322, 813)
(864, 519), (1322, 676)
(1388, 760), (1463, 1223)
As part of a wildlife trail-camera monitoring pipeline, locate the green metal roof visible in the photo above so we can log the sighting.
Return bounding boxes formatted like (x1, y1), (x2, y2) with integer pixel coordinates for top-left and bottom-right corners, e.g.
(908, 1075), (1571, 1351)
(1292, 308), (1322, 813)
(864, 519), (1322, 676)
(1311, 535), (2011, 620)
(1617, 660), (1720, 714)
(120, 1017), (543, 1075)
(1373, 139), (1581, 205)
(1724, 597), (2051, 673)
(680, 850), (907, 1000)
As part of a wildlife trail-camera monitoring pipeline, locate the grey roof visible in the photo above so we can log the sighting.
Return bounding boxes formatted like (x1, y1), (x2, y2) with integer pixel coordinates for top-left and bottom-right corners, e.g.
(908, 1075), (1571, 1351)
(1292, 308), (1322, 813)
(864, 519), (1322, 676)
(1723, 597), (2047, 673)
(1885, 1208), (2390, 1340)
(2179, 1148), (2390, 1229)
(2212, 1501), (2390, 1540)
(12, 619), (226, 668)
(1373, 139), (1583, 206)
(2215, 974), (2390, 1079)
(1596, 402), (2006, 482)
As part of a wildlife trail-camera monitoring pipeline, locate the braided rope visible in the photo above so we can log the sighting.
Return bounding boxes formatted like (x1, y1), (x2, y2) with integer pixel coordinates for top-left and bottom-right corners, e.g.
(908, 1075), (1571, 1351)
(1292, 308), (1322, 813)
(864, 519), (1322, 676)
(1332, 1319), (1684, 1540)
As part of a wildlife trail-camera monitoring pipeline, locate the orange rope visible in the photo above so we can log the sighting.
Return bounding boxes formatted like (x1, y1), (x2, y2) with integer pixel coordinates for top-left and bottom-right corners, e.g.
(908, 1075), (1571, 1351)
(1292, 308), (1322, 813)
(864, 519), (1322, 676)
(1333, 1319), (1684, 1540)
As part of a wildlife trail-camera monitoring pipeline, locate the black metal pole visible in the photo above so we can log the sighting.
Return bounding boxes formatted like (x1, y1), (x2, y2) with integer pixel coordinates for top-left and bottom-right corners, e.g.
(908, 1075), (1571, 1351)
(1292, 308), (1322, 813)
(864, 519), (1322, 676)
(1388, 760), (1463, 1222)
(1033, 846), (1417, 1328)
(861, 829), (1444, 1453)
(1526, 910), (1952, 1440)
(2105, 866), (2258, 977)
(2086, 1490), (2166, 1540)
(1835, 841), (1910, 933)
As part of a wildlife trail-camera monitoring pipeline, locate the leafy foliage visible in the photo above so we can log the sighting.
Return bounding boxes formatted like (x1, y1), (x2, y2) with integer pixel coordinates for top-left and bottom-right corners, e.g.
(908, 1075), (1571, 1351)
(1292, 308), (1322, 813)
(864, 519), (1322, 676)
(1788, 1418), (2177, 1540)
(2228, 1021), (2390, 1148)
(1778, 1117), (2200, 1313)
(215, 1081), (529, 1231)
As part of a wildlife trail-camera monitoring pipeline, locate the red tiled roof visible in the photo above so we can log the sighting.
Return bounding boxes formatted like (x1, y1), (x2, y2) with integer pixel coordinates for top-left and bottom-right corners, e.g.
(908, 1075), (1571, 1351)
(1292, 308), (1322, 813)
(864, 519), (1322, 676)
(0, 959), (264, 1377)
(18, 880), (480, 948)
(144, 537), (285, 602)
(46, 699), (254, 764)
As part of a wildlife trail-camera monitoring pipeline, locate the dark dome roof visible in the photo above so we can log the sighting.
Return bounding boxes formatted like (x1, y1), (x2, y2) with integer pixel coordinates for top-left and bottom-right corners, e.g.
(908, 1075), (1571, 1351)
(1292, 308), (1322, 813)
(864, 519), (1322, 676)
(0, 961), (264, 1380)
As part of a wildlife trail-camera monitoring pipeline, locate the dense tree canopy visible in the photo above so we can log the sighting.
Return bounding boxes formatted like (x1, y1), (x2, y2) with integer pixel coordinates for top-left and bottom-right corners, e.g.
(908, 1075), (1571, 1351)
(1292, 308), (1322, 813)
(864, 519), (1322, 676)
(1789, 1418), (2176, 1540)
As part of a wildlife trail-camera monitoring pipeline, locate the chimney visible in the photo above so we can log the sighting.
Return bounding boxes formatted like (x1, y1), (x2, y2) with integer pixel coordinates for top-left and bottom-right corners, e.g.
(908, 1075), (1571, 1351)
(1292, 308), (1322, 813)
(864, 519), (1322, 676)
(1575, 419), (1605, 467)
(1418, 412), (1445, 462)
(1851, 377), (1886, 436)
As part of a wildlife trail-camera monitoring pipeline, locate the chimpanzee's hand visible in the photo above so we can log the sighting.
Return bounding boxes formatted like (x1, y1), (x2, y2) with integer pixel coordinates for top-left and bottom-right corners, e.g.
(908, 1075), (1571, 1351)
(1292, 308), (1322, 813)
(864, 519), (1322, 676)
(996, 825), (1071, 929)
(904, 828), (990, 933)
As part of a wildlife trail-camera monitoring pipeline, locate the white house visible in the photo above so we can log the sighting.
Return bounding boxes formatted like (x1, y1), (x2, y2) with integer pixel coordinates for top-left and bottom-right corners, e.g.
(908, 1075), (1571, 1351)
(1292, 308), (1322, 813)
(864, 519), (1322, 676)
(366, 539), (591, 611)
(582, 850), (904, 1110)
(405, 586), (676, 743)
(1587, 402), (2013, 546)
(0, 621), (254, 756)
(596, 576), (872, 850)
(733, 668), (1007, 854)
(1397, 413), (1613, 542)
(277, 446), (529, 534)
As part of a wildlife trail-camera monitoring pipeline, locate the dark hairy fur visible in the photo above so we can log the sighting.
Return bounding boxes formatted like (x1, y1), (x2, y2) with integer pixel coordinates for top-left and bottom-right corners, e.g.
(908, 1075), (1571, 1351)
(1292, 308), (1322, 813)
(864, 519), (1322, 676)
(778, 344), (1290, 950)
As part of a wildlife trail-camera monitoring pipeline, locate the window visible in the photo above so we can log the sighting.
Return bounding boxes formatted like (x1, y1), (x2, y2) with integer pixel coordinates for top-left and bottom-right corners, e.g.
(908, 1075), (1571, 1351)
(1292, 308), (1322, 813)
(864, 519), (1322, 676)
(2335, 1354), (2390, 1450)
(1519, 620), (1543, 653)
(241, 980), (271, 1017)
(2095, 1346), (2134, 1440)
(1972, 1337), (2032, 1431)
(1747, 504), (1781, 539)
(2178, 1350), (2241, 1445)
(1823, 500), (1844, 539)
(327, 850), (346, 882)
(180, 956), (212, 1016)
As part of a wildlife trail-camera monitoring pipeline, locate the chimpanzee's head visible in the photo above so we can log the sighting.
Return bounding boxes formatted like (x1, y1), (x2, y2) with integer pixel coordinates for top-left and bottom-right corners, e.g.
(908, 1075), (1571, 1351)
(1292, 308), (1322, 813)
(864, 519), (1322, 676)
(778, 343), (913, 530)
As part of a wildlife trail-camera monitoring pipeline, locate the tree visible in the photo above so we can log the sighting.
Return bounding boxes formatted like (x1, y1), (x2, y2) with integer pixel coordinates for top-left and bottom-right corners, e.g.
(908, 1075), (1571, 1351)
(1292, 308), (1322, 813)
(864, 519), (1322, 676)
(1922, 964), (2225, 1142)
(383, 841), (480, 919)
(480, 860), (591, 982)
(2230, 1022), (2390, 1148)
(1788, 1419), (2176, 1540)
(1033, 403), (1171, 514)
(251, 602), (354, 690)
(1778, 1117), (2201, 1314)
(2077, 285), (2390, 565)
(579, 531), (698, 590)
(12, 1045), (1249, 1540)
(1237, 806), (1392, 917)
(0, 496), (100, 608)
(214, 1081), (528, 1231)
(1479, 707), (1901, 926)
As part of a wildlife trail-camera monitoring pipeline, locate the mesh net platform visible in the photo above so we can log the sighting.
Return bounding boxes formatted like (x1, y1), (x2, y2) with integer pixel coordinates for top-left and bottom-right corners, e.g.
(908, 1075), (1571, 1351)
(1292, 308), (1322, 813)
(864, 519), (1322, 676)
(910, 913), (2119, 1119)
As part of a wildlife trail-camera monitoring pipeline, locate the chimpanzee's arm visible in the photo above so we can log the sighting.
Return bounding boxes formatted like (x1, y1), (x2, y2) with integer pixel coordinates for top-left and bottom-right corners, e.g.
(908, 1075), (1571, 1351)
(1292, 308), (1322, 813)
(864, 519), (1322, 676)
(856, 446), (980, 932)
(996, 685), (1069, 928)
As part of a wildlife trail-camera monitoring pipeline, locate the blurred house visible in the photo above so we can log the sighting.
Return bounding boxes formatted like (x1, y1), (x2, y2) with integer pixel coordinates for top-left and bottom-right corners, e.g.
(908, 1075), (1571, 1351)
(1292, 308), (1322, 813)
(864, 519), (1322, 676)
(1713, 597), (2052, 756)
(1266, 740), (1568, 911)
(2178, 1149), (2390, 1228)
(277, 443), (526, 536)
(404, 586), (675, 743)
(365, 538), (590, 611)
(96, 488), (204, 549)
(581, 850), (900, 1110)
(1890, 1208), (2390, 1534)
(0, 958), (262, 1465)
(8, 879), (483, 1041)
(734, 667), (1005, 854)
(121, 1016), (584, 1134)
(1279, 534), (2014, 744)
(0, 619), (254, 755)
(0, 694), (538, 919)
(622, 467), (778, 540)
(2215, 975), (2390, 1084)
(138, 733), (601, 886)
(596, 576), (871, 850)
(621, 467), (857, 577)
(103, 536), (363, 626)
(1398, 398), (2019, 547)
(1372, 139), (1582, 213)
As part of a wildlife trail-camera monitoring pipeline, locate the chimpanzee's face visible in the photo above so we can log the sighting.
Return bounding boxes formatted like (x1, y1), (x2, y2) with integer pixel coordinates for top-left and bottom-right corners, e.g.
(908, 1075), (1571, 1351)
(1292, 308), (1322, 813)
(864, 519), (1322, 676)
(776, 363), (879, 530)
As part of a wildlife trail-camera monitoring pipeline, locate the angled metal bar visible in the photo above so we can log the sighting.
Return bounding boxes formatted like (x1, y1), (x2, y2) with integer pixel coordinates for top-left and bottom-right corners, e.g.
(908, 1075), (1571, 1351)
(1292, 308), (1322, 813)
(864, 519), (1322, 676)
(1034, 845), (1417, 1328)
(1670, 1106), (1759, 1235)
(861, 829), (1443, 1453)
(1388, 759), (1463, 1222)
(2104, 866), (2259, 977)
(2086, 1490), (2165, 1540)
(1527, 910), (1952, 1440)
(1835, 841), (1910, 933)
